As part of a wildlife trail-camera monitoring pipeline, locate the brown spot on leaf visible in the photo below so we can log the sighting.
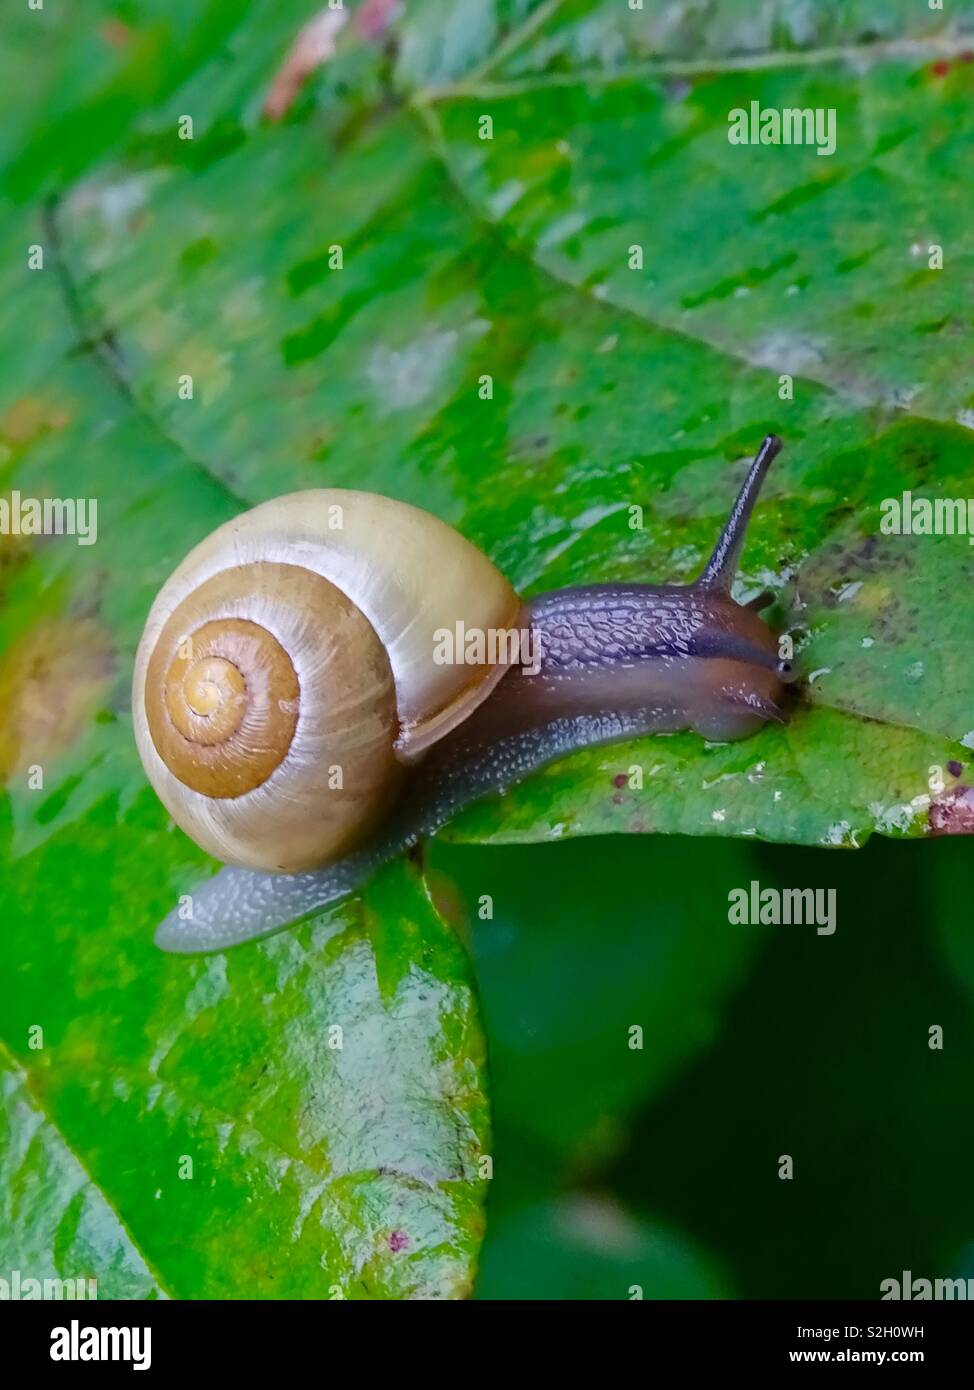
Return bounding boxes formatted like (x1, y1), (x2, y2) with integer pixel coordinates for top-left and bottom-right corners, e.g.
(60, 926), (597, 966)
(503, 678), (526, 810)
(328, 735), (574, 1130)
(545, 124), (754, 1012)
(0, 617), (114, 780)
(0, 534), (31, 597)
(929, 785), (974, 836)
(100, 18), (132, 48)
(2, 396), (71, 444)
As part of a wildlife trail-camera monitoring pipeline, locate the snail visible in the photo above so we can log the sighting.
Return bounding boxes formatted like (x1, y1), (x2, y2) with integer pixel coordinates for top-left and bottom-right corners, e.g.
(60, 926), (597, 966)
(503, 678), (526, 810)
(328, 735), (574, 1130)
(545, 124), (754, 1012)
(135, 434), (794, 954)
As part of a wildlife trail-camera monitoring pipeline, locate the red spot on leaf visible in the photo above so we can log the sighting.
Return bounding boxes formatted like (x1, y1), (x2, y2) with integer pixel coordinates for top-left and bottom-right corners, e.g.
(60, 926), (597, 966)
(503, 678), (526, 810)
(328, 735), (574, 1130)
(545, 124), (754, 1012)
(612, 773), (628, 788)
(356, 0), (400, 41)
(929, 786), (974, 835)
(932, 60), (951, 77)
(388, 1230), (410, 1253)
(263, 9), (347, 122)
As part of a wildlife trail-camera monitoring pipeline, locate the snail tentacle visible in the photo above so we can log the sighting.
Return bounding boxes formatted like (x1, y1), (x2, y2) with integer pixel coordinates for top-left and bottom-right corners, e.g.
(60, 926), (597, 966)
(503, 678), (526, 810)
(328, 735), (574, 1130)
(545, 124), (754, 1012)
(696, 433), (782, 591)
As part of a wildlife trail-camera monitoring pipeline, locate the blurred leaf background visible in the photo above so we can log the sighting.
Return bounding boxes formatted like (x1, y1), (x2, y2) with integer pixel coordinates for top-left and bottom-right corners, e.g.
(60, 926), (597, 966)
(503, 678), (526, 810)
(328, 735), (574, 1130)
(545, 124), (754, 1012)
(434, 831), (974, 1299)
(1, 0), (973, 1299)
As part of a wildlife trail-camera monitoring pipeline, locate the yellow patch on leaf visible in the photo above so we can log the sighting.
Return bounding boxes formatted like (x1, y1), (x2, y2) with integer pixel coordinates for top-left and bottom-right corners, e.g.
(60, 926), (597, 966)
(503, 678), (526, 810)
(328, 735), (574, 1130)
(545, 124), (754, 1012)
(0, 617), (115, 781)
(2, 397), (71, 444)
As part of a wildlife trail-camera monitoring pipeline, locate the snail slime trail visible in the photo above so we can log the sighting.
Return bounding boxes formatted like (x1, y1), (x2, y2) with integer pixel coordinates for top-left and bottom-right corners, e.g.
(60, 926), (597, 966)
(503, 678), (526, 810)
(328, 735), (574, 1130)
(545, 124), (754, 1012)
(137, 435), (795, 953)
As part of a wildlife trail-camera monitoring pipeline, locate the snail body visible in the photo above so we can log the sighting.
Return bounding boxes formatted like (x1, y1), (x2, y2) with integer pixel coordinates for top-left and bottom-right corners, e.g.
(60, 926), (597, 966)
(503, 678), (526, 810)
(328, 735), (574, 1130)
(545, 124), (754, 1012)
(136, 435), (792, 953)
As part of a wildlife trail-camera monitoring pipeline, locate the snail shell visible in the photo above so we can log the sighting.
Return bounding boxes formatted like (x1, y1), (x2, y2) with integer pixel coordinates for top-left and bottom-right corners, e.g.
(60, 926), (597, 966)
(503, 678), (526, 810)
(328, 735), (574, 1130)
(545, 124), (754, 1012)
(132, 491), (519, 872)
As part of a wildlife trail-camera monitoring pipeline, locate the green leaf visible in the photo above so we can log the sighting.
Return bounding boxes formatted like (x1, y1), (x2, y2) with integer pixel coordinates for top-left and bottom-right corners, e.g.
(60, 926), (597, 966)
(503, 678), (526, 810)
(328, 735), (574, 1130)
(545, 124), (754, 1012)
(46, 3), (974, 850)
(0, 288), (488, 1300)
(1, 0), (335, 200)
(4, 0), (974, 1303)
(0, 1046), (163, 1300)
(421, 0), (974, 420)
(0, 792), (489, 1298)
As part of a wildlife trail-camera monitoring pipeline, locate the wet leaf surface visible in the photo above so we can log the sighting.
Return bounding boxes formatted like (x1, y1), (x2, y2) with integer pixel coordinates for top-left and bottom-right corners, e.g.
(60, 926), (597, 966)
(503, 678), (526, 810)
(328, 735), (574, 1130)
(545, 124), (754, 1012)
(50, 0), (974, 851)
(2, 0), (974, 1299)
(0, 1047), (163, 1300)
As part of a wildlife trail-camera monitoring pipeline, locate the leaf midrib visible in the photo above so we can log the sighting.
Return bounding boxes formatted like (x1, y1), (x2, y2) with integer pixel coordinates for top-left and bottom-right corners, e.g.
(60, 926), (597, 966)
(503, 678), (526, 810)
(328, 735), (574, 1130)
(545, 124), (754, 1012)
(0, 1039), (171, 1299)
(417, 26), (974, 101)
